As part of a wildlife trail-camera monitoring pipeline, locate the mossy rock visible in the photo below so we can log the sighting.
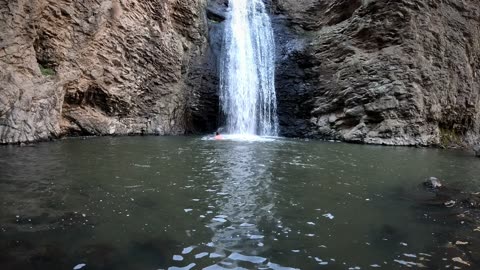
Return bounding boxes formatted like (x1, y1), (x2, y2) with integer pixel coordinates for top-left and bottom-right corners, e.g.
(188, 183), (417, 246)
(440, 128), (462, 148)
(39, 64), (55, 76)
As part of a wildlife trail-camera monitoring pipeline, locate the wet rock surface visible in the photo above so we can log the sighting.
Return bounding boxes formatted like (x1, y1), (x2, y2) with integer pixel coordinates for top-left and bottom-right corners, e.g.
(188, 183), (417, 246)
(0, 0), (217, 144)
(474, 145), (480, 157)
(186, 0), (226, 134)
(423, 176), (443, 190)
(272, 0), (480, 147)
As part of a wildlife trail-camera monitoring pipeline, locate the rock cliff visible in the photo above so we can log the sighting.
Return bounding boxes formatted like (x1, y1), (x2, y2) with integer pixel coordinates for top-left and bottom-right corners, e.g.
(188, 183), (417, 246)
(0, 0), (213, 144)
(273, 0), (480, 147)
(1, 0), (480, 148)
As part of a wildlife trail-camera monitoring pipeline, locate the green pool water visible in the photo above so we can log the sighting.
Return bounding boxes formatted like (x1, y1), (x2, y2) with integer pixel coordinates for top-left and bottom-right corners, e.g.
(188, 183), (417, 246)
(1, 136), (479, 270)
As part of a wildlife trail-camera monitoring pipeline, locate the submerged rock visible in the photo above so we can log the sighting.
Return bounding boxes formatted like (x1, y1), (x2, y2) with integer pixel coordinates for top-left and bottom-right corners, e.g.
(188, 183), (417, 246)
(423, 177), (443, 189)
(474, 145), (480, 157)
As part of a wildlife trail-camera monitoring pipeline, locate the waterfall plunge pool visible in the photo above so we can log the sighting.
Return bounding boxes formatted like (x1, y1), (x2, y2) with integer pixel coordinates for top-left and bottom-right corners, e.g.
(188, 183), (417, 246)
(1, 136), (479, 270)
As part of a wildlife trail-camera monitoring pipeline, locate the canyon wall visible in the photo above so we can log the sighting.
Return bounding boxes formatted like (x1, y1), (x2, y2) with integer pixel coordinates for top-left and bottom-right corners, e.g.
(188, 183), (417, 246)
(0, 0), (215, 144)
(273, 0), (480, 147)
(1, 0), (480, 148)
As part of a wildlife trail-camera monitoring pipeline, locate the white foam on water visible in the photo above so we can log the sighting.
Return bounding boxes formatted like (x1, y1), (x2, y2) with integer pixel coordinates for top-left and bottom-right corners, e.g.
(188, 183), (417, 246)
(132, 164), (150, 168)
(202, 265), (248, 270)
(212, 218), (227, 223)
(403, 253), (417, 258)
(73, 264), (86, 270)
(182, 246), (194, 255)
(195, 252), (209, 259)
(124, 185), (143, 189)
(249, 234), (264, 239)
(173, 255), (184, 261)
(201, 134), (279, 142)
(168, 263), (196, 270)
(267, 262), (300, 270)
(394, 259), (418, 267)
(322, 213), (335, 220)
(205, 134), (279, 142)
(209, 253), (224, 258)
(228, 252), (267, 264)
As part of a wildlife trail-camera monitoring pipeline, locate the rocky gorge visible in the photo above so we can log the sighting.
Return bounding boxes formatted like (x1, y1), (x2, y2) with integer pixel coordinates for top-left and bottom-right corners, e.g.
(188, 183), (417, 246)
(1, 0), (480, 148)
(0, 0), (216, 144)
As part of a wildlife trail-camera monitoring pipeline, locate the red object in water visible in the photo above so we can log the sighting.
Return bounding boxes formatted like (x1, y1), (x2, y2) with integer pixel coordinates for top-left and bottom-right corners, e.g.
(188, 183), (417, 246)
(214, 135), (223, 140)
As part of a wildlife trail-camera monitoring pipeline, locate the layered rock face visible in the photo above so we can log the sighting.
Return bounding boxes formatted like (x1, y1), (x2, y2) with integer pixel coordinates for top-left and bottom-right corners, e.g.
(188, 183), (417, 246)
(0, 0), (213, 144)
(2, 0), (480, 147)
(273, 0), (480, 146)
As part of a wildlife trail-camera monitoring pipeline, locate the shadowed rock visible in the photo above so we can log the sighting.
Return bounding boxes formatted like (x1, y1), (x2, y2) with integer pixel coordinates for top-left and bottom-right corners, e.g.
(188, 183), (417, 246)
(474, 145), (480, 157)
(272, 0), (480, 147)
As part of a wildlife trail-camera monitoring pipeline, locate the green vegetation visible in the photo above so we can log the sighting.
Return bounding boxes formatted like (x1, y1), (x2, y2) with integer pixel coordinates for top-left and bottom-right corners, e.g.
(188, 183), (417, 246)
(39, 64), (55, 76)
(440, 128), (461, 147)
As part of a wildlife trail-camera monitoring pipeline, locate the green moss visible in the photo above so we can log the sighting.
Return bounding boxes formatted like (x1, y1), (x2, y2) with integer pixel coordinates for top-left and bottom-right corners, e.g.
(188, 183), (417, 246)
(39, 64), (55, 76)
(440, 128), (461, 147)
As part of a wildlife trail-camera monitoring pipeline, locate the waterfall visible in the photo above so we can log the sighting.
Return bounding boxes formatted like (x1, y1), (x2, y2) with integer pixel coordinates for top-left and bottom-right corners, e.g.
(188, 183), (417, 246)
(219, 0), (278, 136)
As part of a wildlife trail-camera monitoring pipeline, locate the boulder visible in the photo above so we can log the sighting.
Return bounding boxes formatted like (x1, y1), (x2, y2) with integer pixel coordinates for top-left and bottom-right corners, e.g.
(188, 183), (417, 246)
(423, 177), (443, 189)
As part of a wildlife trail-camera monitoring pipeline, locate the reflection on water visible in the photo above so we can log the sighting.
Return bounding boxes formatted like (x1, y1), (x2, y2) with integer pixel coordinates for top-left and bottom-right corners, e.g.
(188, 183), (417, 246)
(202, 139), (286, 269)
(1, 136), (480, 270)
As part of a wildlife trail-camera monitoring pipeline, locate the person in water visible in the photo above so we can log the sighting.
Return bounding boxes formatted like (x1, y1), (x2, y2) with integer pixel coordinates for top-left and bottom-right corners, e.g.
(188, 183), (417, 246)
(214, 132), (223, 140)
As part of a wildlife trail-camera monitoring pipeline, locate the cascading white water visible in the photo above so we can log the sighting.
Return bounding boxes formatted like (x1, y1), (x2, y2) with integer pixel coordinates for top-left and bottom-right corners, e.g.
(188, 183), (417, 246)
(220, 0), (278, 136)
